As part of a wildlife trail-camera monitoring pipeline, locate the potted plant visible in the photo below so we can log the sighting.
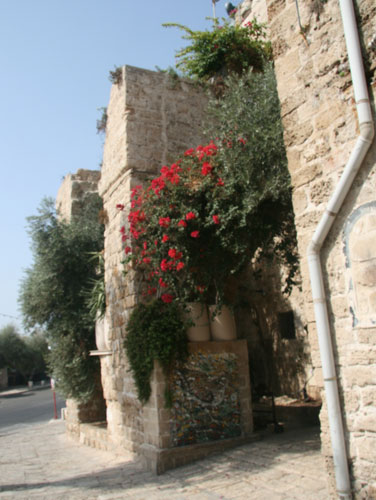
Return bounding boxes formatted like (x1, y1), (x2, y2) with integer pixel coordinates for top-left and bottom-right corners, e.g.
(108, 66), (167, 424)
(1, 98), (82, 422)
(118, 66), (298, 345)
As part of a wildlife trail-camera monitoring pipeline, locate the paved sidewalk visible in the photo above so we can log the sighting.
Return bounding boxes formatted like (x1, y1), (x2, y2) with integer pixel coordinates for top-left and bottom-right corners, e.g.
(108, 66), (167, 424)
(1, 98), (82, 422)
(0, 420), (329, 500)
(0, 384), (50, 397)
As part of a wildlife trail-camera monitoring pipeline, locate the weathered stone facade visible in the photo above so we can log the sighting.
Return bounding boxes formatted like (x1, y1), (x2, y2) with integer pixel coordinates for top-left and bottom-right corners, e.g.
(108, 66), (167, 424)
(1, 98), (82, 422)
(58, 59), (318, 471)
(56, 4), (376, 487)
(92, 65), (254, 470)
(238, 0), (376, 497)
(56, 168), (101, 222)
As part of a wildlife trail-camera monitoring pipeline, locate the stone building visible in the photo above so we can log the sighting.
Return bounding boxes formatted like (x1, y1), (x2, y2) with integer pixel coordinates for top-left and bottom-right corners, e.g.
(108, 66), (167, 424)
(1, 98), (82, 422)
(60, 59), (315, 470)
(60, 66), (257, 473)
(236, 0), (376, 498)
(57, 0), (375, 495)
(56, 168), (101, 222)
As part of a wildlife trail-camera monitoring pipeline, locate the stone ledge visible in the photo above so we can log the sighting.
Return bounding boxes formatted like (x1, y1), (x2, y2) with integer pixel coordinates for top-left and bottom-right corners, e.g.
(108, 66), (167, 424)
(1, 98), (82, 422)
(139, 433), (259, 475)
(79, 422), (110, 451)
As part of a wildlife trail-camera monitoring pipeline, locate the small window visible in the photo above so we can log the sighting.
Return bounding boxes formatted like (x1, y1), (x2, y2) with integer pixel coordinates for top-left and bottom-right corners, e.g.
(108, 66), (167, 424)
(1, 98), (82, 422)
(278, 311), (296, 339)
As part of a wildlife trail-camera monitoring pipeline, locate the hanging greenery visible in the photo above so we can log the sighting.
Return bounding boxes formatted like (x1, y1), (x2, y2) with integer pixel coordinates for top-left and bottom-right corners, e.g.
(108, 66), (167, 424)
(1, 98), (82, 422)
(124, 299), (188, 405)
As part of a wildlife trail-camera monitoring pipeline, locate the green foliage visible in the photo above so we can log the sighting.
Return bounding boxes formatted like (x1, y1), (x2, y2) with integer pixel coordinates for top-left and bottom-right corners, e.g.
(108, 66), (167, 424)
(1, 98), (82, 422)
(0, 324), (48, 381)
(120, 65), (298, 306)
(204, 64), (299, 294)
(120, 20), (298, 404)
(85, 251), (106, 320)
(124, 299), (188, 404)
(163, 18), (271, 81)
(24, 330), (49, 377)
(19, 195), (104, 402)
(0, 325), (29, 376)
(108, 65), (122, 85)
(96, 107), (107, 134)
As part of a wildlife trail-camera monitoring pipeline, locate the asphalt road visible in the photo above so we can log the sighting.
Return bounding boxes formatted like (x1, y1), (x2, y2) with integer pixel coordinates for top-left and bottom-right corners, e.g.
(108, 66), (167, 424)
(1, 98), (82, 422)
(0, 386), (65, 431)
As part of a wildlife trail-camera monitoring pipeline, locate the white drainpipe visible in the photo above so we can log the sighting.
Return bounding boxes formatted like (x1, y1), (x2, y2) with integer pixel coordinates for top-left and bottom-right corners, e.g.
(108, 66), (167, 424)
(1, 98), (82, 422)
(307, 0), (374, 498)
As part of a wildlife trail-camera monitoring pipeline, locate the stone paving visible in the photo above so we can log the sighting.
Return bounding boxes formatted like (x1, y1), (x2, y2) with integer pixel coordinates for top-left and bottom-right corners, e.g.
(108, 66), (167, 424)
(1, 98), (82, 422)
(0, 419), (329, 500)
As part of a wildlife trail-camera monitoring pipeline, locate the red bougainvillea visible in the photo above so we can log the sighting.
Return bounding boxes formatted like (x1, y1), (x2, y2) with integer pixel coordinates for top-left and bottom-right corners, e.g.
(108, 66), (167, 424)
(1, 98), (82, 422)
(117, 134), (274, 305)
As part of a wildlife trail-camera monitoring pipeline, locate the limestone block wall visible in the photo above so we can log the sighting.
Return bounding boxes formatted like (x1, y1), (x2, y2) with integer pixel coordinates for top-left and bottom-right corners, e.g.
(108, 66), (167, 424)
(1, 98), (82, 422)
(56, 168), (101, 221)
(236, 260), (313, 399)
(98, 65), (209, 453)
(140, 340), (253, 474)
(238, 0), (376, 496)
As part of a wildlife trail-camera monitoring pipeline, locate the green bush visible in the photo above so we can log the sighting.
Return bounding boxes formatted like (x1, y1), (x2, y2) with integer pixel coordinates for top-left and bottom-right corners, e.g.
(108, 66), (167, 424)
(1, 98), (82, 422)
(0, 324), (47, 382)
(163, 18), (271, 81)
(203, 64), (299, 294)
(19, 196), (104, 402)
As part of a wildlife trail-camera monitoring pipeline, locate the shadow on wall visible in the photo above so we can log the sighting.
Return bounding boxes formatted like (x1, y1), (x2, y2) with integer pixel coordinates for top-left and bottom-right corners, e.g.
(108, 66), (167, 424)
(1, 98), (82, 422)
(234, 260), (311, 401)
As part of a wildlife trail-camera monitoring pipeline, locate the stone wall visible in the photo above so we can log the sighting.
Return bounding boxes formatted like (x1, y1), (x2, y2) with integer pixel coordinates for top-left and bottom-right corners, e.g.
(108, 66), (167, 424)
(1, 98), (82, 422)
(58, 57), (317, 465)
(56, 169), (101, 221)
(236, 260), (313, 400)
(238, 0), (376, 497)
(58, 58), (330, 472)
(97, 65), (214, 456)
(140, 340), (253, 474)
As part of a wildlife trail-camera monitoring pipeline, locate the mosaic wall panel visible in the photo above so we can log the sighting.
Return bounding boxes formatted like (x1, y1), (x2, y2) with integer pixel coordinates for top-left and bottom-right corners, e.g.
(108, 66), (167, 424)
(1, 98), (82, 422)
(169, 351), (241, 446)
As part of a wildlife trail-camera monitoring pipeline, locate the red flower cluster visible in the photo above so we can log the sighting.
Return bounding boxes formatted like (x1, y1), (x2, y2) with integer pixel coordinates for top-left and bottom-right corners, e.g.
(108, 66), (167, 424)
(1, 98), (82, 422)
(161, 293), (174, 303)
(117, 139), (226, 303)
(201, 162), (213, 176)
(159, 217), (171, 228)
(160, 163), (181, 185)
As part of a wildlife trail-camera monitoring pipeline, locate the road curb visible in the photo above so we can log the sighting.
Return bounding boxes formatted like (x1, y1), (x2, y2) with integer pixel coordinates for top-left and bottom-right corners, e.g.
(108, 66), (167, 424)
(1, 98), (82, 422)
(0, 384), (51, 398)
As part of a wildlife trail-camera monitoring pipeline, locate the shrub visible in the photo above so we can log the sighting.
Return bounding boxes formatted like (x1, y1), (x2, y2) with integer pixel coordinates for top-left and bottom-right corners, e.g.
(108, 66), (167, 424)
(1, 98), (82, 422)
(163, 18), (271, 81)
(19, 196), (104, 402)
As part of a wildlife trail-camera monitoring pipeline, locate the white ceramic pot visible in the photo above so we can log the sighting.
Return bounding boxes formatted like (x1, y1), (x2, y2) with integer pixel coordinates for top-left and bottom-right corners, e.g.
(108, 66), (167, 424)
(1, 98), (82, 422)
(184, 303), (211, 342)
(95, 315), (111, 351)
(208, 305), (237, 341)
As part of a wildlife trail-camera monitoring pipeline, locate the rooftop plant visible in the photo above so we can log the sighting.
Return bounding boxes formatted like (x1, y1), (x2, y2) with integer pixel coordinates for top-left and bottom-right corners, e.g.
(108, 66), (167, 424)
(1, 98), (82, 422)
(163, 18), (271, 81)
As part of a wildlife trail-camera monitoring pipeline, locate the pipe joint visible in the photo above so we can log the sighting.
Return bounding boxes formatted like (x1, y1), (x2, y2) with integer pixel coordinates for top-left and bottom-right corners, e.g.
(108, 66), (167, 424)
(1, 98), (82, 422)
(359, 121), (375, 143)
(307, 239), (320, 257)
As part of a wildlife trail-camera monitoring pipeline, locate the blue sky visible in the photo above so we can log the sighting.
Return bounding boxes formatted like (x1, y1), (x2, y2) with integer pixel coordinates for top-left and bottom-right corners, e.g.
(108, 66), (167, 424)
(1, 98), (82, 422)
(0, 0), (230, 332)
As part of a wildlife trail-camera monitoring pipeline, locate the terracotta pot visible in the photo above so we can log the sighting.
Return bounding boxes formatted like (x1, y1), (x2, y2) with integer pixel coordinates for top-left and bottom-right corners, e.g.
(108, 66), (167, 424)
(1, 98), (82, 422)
(208, 305), (237, 341)
(184, 303), (210, 342)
